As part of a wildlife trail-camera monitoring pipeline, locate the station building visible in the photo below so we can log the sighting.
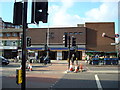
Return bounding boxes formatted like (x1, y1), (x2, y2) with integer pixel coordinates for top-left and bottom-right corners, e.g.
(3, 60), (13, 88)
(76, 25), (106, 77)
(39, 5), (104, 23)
(27, 22), (116, 60)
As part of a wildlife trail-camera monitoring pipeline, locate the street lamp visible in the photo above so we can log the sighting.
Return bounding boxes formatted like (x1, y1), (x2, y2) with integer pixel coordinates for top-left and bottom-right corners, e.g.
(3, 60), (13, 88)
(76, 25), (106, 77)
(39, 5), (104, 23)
(102, 32), (106, 37)
(46, 14), (49, 57)
(103, 32), (119, 58)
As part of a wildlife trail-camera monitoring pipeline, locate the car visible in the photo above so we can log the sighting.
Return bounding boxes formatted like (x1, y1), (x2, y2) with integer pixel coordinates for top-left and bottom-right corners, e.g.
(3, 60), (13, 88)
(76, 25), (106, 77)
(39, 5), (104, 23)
(0, 56), (10, 65)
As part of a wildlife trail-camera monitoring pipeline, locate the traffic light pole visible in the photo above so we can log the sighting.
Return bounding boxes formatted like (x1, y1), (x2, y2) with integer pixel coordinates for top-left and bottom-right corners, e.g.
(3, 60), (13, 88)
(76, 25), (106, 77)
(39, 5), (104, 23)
(68, 36), (71, 70)
(21, 1), (28, 90)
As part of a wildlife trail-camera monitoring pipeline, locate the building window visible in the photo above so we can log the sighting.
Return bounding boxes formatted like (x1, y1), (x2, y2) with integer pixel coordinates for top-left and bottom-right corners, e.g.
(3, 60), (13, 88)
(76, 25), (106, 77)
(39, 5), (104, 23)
(12, 41), (17, 46)
(74, 32), (78, 35)
(50, 32), (54, 39)
(69, 32), (73, 35)
(15, 25), (20, 29)
(4, 40), (17, 46)
(0, 33), (3, 37)
(6, 41), (11, 46)
(12, 25), (14, 28)
(19, 33), (23, 38)
(64, 32), (68, 35)
(78, 32), (83, 34)
(0, 41), (3, 46)
(12, 33), (18, 37)
(6, 33), (11, 37)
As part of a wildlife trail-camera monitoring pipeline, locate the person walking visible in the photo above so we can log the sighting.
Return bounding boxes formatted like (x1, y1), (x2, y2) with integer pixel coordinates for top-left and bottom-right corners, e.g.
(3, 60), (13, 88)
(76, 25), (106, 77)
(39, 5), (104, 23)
(68, 54), (80, 73)
(86, 55), (90, 63)
(69, 54), (75, 72)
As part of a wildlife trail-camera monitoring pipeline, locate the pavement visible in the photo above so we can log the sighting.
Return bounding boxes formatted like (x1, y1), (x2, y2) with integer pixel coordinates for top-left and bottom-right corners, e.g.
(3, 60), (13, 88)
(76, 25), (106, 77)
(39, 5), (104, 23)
(81, 61), (119, 74)
(1, 60), (120, 89)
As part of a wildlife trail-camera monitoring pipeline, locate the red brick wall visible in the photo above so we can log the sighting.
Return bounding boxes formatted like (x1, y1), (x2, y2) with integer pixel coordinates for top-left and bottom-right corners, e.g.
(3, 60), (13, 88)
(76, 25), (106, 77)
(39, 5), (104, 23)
(85, 22), (115, 52)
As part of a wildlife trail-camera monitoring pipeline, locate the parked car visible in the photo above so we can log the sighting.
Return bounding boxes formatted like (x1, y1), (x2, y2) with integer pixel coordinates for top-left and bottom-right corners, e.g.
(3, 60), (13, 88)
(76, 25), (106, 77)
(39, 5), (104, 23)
(0, 56), (10, 65)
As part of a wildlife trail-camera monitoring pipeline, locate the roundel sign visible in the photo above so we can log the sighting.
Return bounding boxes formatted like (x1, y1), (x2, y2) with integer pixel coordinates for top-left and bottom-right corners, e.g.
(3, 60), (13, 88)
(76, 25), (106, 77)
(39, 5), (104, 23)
(115, 34), (119, 38)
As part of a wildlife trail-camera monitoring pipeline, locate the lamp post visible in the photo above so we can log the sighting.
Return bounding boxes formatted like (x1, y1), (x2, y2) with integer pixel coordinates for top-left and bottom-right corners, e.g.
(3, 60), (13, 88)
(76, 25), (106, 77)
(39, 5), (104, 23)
(46, 23), (49, 57)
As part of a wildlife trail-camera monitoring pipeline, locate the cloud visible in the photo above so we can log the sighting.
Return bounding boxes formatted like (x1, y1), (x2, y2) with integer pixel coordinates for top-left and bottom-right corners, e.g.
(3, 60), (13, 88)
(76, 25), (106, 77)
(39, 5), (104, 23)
(49, 1), (118, 27)
(49, 0), (77, 27)
(85, 2), (118, 21)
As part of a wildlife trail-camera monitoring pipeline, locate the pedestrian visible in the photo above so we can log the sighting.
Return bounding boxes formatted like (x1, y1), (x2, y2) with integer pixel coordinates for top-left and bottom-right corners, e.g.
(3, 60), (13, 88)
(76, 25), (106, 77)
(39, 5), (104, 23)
(86, 55), (90, 63)
(40, 56), (44, 63)
(79, 63), (83, 72)
(69, 54), (75, 72)
(74, 58), (79, 73)
(17, 55), (19, 60)
(71, 54), (75, 65)
(89, 56), (93, 65)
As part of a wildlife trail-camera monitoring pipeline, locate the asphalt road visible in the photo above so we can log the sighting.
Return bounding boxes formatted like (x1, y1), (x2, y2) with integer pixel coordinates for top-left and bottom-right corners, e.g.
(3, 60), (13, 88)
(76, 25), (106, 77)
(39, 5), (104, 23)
(1, 61), (120, 90)
(51, 73), (118, 89)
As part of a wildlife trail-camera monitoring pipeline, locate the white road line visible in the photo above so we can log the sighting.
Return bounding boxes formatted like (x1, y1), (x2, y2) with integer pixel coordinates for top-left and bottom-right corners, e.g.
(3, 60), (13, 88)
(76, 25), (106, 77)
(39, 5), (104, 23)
(95, 74), (103, 90)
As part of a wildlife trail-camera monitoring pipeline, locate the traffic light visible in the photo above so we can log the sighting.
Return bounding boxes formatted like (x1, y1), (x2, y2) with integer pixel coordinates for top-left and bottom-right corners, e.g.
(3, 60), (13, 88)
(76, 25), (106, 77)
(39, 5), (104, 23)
(13, 2), (23, 25)
(27, 37), (31, 47)
(72, 36), (76, 46)
(31, 0), (48, 24)
(63, 34), (67, 47)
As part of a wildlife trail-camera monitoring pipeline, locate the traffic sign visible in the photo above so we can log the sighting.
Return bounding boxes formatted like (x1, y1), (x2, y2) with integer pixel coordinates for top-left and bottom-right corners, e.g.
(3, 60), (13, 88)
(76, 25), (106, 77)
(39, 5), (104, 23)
(115, 34), (119, 38)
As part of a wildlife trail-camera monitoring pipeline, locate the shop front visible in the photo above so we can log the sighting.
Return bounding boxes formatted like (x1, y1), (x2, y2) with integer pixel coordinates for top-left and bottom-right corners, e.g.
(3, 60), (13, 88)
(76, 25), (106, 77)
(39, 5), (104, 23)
(27, 47), (85, 60)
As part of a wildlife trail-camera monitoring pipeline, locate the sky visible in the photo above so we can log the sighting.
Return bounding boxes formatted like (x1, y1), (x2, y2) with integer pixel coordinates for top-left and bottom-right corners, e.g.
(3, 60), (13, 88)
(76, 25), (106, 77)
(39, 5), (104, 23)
(0, 0), (119, 41)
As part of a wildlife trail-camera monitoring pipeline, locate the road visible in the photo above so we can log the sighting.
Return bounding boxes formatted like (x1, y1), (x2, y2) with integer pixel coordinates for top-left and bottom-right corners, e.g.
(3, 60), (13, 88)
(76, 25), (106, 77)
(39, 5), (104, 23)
(51, 73), (118, 89)
(1, 60), (120, 90)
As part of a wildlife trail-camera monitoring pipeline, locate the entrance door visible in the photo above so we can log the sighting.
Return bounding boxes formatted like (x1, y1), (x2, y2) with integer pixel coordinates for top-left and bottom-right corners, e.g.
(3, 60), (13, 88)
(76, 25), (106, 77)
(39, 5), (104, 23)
(62, 51), (82, 60)
(49, 51), (57, 60)
(62, 51), (68, 60)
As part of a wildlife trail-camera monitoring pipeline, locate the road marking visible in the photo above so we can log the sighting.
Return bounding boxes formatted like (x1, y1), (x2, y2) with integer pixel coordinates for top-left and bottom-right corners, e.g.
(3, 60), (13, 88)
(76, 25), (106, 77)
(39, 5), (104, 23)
(95, 74), (103, 90)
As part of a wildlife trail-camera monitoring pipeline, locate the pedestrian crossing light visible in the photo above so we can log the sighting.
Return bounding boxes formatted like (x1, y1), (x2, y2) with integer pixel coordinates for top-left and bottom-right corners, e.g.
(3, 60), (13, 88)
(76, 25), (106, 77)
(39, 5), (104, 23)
(63, 34), (67, 47)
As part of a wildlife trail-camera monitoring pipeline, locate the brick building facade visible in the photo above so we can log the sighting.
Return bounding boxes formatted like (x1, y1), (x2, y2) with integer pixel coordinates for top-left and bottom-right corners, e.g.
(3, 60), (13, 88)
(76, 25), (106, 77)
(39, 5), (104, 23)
(27, 22), (116, 60)
(0, 17), (22, 58)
